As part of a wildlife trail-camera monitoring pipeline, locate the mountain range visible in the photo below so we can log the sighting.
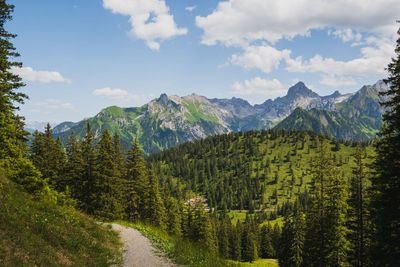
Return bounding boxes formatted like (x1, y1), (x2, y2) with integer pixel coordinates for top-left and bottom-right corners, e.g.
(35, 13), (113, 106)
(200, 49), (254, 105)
(52, 80), (388, 154)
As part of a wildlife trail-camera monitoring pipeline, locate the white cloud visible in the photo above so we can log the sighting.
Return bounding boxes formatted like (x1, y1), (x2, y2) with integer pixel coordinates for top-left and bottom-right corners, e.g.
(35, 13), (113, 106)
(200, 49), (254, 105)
(31, 99), (75, 110)
(196, 0), (399, 47)
(232, 77), (285, 98)
(185, 6), (196, 12)
(11, 66), (70, 83)
(330, 28), (362, 43)
(103, 0), (187, 50)
(320, 75), (357, 87)
(60, 103), (75, 110)
(93, 87), (150, 102)
(229, 45), (291, 74)
(285, 37), (394, 76)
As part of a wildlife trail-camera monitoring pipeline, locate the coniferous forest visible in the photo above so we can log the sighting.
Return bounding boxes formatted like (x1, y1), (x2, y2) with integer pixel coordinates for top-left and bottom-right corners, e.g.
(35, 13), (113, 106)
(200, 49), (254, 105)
(1, 0), (400, 266)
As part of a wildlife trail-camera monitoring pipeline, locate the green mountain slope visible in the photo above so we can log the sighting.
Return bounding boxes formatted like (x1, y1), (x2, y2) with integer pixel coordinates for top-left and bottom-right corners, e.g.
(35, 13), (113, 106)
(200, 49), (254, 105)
(54, 95), (235, 154)
(0, 171), (122, 266)
(274, 107), (379, 140)
(275, 81), (387, 140)
(53, 81), (387, 154)
(148, 130), (374, 212)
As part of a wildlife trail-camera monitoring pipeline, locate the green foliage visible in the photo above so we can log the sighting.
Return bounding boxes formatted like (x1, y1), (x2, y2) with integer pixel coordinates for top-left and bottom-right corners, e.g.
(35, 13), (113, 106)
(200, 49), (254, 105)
(92, 129), (125, 220)
(347, 145), (371, 266)
(0, 171), (122, 266)
(125, 137), (149, 221)
(30, 124), (67, 192)
(0, 0), (45, 196)
(275, 107), (381, 141)
(118, 221), (227, 267)
(370, 24), (400, 266)
(303, 139), (350, 266)
(149, 130), (373, 212)
(278, 209), (305, 267)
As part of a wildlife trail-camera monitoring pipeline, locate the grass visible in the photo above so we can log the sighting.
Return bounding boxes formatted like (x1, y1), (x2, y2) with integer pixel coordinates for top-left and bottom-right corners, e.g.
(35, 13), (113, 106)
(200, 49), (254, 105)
(228, 211), (248, 224)
(260, 217), (284, 228)
(0, 171), (123, 266)
(116, 221), (228, 267)
(227, 259), (279, 267)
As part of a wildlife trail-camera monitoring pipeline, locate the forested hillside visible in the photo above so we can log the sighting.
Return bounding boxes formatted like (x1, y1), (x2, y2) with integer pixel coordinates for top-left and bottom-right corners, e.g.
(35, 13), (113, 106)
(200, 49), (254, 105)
(149, 130), (373, 212)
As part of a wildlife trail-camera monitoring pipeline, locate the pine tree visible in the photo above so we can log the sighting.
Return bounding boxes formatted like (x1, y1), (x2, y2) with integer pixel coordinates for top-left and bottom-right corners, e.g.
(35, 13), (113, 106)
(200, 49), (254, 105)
(164, 193), (182, 236)
(303, 138), (349, 266)
(80, 121), (97, 213)
(0, 1), (43, 193)
(30, 124), (66, 191)
(347, 145), (371, 266)
(370, 23), (400, 266)
(230, 221), (242, 261)
(278, 209), (305, 267)
(260, 224), (274, 258)
(125, 137), (148, 221)
(241, 220), (258, 262)
(93, 129), (124, 220)
(145, 166), (166, 230)
(65, 131), (85, 203)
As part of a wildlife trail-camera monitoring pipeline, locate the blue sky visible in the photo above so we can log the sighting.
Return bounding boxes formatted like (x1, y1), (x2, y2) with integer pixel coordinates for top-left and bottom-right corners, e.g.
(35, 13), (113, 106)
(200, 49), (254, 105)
(8, 0), (399, 126)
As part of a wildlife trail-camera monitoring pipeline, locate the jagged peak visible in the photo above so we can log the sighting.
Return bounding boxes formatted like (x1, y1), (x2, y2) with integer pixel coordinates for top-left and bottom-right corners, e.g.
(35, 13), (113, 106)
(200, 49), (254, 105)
(287, 82), (319, 98)
(157, 93), (169, 105)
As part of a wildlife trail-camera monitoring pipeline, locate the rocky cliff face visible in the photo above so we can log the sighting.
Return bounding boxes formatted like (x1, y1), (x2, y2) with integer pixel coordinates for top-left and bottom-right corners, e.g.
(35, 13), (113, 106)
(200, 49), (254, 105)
(53, 81), (388, 153)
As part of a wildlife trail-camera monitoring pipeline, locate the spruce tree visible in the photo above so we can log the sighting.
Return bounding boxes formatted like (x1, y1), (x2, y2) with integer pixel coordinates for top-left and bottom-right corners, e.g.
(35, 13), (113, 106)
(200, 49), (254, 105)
(93, 129), (124, 220)
(65, 131), (85, 203)
(347, 145), (371, 266)
(0, 0), (43, 193)
(30, 124), (66, 191)
(303, 138), (349, 266)
(260, 224), (274, 259)
(145, 166), (166, 230)
(80, 121), (97, 213)
(370, 23), (400, 266)
(125, 137), (148, 221)
(278, 209), (305, 267)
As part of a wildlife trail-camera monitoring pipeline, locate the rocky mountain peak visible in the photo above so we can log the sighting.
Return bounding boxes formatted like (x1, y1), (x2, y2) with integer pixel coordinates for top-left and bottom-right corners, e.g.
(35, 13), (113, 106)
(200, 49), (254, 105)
(287, 82), (319, 98)
(157, 93), (169, 105)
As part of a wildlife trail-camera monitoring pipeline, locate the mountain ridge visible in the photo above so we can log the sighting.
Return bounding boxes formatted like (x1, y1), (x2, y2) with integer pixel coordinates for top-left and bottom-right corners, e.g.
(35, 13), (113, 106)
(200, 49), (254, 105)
(52, 81), (388, 153)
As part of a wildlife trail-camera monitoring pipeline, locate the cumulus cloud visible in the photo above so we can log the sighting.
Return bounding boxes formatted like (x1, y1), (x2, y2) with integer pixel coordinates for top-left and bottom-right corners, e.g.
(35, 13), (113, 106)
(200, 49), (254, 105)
(103, 0), (187, 50)
(11, 66), (70, 83)
(229, 45), (291, 74)
(185, 6), (196, 12)
(196, 0), (399, 47)
(31, 99), (75, 110)
(285, 37), (394, 76)
(320, 75), (357, 87)
(232, 77), (285, 98)
(93, 87), (151, 102)
(330, 28), (362, 43)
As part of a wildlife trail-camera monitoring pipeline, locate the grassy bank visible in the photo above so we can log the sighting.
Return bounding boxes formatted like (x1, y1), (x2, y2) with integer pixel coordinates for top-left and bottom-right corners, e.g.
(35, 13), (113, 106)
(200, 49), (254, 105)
(0, 172), (123, 266)
(117, 221), (227, 267)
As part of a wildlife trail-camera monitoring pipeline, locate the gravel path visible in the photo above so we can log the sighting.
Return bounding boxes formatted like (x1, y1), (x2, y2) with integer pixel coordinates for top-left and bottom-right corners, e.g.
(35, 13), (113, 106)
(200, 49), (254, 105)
(111, 224), (173, 267)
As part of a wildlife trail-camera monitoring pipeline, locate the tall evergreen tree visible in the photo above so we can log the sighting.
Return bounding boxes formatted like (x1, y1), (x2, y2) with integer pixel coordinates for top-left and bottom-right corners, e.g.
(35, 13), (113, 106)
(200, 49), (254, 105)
(304, 138), (349, 266)
(278, 208), (305, 267)
(370, 23), (400, 266)
(80, 121), (97, 213)
(65, 131), (85, 203)
(30, 124), (66, 191)
(145, 166), (166, 230)
(125, 137), (148, 221)
(260, 223), (274, 259)
(93, 129), (124, 220)
(347, 145), (371, 266)
(0, 0), (43, 193)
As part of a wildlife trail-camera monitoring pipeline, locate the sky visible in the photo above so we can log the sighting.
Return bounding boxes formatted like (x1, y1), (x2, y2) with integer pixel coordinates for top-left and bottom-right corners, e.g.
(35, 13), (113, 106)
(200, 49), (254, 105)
(8, 0), (400, 127)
